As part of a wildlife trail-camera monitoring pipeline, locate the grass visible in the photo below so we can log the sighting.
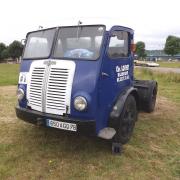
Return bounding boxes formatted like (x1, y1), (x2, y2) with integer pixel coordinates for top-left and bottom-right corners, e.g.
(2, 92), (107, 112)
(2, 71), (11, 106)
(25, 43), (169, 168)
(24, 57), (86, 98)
(0, 63), (19, 86)
(0, 64), (180, 179)
(158, 61), (180, 68)
(135, 68), (180, 103)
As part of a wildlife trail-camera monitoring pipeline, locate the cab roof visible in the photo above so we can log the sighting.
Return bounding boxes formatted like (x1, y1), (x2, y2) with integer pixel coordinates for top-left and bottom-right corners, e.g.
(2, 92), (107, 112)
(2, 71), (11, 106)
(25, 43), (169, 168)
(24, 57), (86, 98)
(27, 24), (134, 36)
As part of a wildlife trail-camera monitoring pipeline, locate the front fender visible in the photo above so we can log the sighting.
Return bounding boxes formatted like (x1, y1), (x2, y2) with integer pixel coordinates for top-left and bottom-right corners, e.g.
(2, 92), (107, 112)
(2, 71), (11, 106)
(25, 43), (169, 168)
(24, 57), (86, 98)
(109, 87), (138, 128)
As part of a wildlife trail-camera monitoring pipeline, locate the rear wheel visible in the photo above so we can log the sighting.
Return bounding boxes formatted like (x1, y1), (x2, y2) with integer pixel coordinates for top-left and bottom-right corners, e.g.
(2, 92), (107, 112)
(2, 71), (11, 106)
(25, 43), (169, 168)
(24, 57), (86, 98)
(114, 95), (138, 144)
(144, 82), (157, 113)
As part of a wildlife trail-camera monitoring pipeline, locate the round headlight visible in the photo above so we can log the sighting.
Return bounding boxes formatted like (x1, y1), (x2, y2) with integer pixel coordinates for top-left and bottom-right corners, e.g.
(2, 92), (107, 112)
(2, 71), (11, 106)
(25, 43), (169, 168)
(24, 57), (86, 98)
(74, 96), (87, 111)
(17, 88), (25, 101)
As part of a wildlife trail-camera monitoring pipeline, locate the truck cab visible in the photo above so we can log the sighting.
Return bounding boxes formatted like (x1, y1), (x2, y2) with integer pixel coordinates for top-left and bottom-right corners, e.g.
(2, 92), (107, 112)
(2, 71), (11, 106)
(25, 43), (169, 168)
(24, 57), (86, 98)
(16, 24), (157, 153)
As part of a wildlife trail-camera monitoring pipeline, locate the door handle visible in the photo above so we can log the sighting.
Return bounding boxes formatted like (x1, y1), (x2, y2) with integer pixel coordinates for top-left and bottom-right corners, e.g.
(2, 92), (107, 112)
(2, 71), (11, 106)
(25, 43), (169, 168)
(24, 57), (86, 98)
(102, 72), (110, 77)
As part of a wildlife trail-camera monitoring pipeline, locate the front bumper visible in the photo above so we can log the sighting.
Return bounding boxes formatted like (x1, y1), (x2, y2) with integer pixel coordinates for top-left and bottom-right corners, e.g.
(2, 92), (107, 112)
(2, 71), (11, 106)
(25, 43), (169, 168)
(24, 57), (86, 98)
(15, 106), (96, 136)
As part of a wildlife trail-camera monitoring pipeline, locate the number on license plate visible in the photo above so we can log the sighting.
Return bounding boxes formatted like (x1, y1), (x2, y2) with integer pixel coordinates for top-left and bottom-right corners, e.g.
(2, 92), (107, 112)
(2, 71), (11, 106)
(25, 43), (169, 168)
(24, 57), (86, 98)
(46, 119), (77, 132)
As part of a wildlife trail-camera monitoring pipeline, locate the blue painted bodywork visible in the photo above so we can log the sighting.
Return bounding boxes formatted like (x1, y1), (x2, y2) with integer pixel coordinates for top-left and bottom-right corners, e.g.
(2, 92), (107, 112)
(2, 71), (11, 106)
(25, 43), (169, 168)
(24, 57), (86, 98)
(18, 25), (134, 135)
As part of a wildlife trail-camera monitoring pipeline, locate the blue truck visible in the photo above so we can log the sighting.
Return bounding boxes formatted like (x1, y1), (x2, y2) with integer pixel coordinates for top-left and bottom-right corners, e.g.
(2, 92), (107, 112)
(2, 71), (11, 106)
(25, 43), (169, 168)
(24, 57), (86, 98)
(16, 24), (157, 154)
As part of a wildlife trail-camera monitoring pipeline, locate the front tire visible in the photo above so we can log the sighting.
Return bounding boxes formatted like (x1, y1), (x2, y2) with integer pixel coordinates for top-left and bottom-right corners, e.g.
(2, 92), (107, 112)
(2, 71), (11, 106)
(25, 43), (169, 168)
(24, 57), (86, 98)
(114, 95), (138, 144)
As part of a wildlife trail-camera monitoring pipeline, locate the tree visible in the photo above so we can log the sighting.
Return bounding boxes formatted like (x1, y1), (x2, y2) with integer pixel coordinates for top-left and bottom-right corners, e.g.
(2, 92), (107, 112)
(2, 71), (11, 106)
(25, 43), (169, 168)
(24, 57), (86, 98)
(164, 35), (180, 56)
(135, 41), (147, 60)
(1, 48), (10, 60)
(8, 41), (23, 60)
(0, 43), (6, 60)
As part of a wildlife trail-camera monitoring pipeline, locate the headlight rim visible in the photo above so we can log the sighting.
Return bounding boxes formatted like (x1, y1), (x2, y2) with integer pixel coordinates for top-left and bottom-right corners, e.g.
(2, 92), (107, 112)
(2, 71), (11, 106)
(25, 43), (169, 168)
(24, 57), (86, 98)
(17, 88), (25, 101)
(74, 96), (87, 111)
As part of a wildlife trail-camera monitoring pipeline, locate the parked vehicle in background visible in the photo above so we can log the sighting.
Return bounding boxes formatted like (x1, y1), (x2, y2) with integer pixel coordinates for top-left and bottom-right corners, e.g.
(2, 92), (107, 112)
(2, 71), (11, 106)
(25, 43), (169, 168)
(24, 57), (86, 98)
(134, 60), (160, 67)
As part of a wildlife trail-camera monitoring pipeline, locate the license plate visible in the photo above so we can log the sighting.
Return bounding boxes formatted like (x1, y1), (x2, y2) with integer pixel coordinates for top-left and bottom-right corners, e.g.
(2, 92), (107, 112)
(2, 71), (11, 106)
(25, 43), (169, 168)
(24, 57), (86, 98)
(46, 119), (77, 132)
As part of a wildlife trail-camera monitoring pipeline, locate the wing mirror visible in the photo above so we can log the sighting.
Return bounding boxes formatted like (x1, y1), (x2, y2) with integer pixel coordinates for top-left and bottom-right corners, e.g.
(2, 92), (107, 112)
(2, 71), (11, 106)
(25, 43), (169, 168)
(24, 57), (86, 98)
(131, 43), (136, 53)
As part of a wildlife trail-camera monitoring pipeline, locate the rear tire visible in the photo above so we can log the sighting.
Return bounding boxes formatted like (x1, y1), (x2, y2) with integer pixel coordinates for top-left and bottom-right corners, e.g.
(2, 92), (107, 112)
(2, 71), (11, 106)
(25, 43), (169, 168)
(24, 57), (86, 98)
(144, 82), (157, 113)
(114, 95), (138, 144)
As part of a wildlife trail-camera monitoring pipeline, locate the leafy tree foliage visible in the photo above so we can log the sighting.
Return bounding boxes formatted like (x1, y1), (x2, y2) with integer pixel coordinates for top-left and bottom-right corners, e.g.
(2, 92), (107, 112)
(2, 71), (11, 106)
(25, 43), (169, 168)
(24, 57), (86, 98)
(8, 41), (23, 60)
(1, 49), (10, 59)
(0, 43), (6, 60)
(164, 35), (180, 56)
(135, 41), (147, 60)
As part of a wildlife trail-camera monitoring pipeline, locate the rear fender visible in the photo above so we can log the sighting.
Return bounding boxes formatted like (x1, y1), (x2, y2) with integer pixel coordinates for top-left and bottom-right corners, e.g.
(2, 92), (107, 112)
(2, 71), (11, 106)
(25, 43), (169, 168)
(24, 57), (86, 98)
(134, 80), (158, 112)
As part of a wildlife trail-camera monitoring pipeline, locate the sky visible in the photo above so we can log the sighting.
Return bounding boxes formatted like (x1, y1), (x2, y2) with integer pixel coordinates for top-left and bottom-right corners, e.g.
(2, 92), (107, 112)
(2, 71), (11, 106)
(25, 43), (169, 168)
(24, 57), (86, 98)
(0, 0), (179, 50)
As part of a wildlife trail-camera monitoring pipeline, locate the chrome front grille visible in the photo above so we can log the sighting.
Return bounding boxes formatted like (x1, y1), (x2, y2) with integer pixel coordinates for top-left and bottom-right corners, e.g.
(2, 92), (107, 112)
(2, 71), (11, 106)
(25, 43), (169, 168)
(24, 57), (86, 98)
(27, 60), (75, 115)
(46, 68), (69, 114)
(29, 67), (45, 111)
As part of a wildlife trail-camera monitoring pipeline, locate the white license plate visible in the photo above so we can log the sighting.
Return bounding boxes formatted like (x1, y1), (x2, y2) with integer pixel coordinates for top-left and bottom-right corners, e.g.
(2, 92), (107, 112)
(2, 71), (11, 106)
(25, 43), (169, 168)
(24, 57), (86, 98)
(46, 119), (77, 132)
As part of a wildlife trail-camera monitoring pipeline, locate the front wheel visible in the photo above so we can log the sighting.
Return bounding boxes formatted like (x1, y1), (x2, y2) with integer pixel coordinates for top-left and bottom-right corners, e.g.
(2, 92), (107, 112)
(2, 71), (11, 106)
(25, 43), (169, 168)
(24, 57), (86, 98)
(114, 95), (138, 144)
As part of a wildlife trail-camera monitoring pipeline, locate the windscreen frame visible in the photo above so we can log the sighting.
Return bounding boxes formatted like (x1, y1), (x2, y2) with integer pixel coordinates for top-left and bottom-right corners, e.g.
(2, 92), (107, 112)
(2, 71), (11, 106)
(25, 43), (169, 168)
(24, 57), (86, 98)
(52, 25), (106, 61)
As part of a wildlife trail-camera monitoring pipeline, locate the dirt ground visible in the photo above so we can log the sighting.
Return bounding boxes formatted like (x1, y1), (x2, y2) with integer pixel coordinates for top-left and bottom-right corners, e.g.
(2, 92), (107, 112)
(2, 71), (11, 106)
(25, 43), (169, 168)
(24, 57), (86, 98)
(0, 86), (180, 180)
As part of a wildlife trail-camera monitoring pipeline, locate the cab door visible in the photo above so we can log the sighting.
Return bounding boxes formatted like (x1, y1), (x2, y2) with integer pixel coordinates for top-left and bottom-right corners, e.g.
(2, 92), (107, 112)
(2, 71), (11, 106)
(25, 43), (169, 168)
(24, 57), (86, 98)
(98, 30), (134, 129)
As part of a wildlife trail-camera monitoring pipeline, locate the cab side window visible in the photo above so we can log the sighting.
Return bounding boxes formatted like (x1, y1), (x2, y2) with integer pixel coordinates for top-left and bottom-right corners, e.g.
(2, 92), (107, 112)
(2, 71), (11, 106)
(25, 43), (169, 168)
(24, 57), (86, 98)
(108, 31), (128, 59)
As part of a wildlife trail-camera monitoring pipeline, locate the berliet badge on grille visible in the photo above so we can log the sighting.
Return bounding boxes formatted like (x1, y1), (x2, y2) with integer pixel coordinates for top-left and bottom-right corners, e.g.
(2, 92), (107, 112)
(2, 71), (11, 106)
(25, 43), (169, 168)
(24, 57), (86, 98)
(44, 60), (56, 66)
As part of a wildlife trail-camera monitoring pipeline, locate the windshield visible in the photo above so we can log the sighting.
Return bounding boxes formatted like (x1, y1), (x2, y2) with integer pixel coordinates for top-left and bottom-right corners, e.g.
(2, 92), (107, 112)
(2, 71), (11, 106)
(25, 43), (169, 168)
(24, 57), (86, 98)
(23, 28), (56, 59)
(53, 26), (105, 60)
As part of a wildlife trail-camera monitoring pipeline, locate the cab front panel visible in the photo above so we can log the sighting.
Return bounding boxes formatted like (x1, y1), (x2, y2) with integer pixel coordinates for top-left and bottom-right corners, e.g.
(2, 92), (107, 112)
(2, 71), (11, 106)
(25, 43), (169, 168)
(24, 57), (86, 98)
(17, 58), (102, 134)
